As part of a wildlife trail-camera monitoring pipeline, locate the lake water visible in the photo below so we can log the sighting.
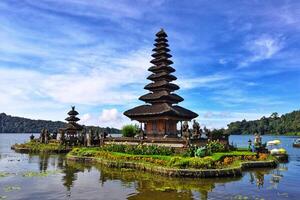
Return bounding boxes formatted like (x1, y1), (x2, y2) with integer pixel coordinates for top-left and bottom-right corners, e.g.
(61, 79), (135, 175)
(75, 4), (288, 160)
(0, 134), (300, 200)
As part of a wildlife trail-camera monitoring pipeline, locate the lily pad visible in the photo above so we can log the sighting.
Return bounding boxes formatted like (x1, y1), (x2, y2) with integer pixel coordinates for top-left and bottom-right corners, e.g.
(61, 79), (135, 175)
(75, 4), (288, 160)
(4, 185), (21, 192)
(22, 170), (61, 177)
(0, 172), (9, 178)
(155, 187), (175, 192)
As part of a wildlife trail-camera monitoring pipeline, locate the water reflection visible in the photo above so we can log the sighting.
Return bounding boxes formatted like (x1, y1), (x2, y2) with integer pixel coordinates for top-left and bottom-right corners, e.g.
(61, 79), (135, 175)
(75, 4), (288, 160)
(1, 134), (300, 199)
(23, 153), (286, 200)
(66, 160), (243, 200)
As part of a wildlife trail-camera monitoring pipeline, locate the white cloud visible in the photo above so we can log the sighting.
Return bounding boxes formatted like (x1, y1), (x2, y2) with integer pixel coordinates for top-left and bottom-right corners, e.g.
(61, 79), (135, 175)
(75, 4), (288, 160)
(99, 109), (119, 122)
(239, 35), (284, 68)
(98, 108), (131, 129)
(178, 74), (232, 89)
(80, 113), (92, 125)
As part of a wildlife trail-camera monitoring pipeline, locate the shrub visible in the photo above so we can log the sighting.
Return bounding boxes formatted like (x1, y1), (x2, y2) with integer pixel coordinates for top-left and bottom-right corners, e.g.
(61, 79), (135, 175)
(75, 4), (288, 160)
(168, 157), (214, 169)
(206, 140), (226, 153)
(121, 124), (139, 137)
(102, 144), (174, 156)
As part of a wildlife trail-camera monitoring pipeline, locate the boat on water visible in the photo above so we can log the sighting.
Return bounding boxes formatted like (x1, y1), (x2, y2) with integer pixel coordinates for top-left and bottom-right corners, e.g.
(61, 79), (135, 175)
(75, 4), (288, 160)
(267, 139), (289, 162)
(293, 139), (300, 148)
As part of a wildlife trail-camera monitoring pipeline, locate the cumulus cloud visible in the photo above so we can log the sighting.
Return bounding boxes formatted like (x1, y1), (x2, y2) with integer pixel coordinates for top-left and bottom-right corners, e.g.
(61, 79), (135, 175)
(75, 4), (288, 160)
(238, 35), (284, 68)
(98, 108), (130, 129)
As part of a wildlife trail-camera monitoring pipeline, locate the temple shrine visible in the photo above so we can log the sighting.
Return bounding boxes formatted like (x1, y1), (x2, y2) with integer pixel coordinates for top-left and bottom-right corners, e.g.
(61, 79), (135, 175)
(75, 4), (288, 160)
(64, 106), (83, 136)
(124, 29), (198, 138)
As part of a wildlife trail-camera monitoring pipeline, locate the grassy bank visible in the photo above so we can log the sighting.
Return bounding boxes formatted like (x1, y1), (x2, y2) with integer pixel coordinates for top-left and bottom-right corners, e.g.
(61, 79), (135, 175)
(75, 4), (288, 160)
(67, 146), (273, 170)
(12, 140), (71, 153)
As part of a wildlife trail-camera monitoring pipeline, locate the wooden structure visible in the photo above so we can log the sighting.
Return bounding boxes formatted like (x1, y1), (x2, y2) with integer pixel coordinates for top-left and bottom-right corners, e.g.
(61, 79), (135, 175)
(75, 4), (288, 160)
(124, 29), (198, 138)
(64, 106), (83, 135)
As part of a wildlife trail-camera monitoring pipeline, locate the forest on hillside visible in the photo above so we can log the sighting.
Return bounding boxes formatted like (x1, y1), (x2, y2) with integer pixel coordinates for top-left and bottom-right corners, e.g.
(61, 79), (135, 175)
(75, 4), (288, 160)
(226, 110), (300, 135)
(0, 113), (120, 134)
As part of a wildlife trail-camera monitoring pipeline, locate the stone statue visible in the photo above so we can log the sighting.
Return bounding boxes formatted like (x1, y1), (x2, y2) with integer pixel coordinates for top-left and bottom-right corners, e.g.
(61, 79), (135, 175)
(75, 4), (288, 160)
(182, 121), (191, 146)
(40, 128), (45, 143)
(60, 130), (66, 145)
(87, 130), (92, 147)
(254, 133), (262, 147)
(30, 134), (35, 141)
(44, 129), (50, 144)
(192, 120), (201, 139)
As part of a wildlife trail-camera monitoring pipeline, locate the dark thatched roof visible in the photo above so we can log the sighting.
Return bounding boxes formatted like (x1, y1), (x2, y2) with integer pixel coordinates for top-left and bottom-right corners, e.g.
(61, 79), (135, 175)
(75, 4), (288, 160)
(156, 29), (168, 37)
(124, 103), (198, 120)
(147, 72), (176, 81)
(65, 116), (80, 122)
(68, 106), (79, 116)
(151, 51), (172, 58)
(139, 91), (183, 104)
(144, 81), (179, 92)
(148, 65), (175, 73)
(150, 57), (173, 65)
(124, 29), (198, 122)
(65, 122), (83, 131)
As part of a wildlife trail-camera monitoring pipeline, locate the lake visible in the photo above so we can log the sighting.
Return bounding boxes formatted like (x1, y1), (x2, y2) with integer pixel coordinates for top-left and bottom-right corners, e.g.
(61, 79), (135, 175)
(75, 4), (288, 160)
(0, 134), (300, 200)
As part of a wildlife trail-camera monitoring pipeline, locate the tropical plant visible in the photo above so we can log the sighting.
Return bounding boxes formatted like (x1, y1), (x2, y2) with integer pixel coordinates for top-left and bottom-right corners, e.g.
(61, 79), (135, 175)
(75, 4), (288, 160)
(121, 124), (139, 137)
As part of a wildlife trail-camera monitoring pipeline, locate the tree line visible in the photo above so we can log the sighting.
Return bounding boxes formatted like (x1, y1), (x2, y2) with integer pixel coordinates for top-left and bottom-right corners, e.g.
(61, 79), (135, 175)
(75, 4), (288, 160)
(0, 113), (120, 134)
(226, 110), (300, 135)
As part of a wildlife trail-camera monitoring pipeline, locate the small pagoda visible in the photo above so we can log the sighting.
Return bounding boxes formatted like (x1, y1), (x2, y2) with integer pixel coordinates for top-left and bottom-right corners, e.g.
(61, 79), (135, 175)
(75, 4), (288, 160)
(124, 29), (198, 137)
(64, 106), (83, 135)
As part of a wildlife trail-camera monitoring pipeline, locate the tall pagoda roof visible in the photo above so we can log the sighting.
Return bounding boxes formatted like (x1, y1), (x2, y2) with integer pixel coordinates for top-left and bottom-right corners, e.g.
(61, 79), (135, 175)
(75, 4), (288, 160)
(124, 103), (198, 120)
(124, 29), (198, 121)
(64, 106), (83, 132)
(68, 106), (79, 116)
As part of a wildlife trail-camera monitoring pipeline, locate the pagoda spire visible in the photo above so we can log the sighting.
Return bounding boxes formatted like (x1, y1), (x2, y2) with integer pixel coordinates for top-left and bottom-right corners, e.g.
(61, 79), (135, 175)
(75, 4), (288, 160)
(139, 29), (183, 105)
(124, 29), (198, 138)
(65, 106), (80, 124)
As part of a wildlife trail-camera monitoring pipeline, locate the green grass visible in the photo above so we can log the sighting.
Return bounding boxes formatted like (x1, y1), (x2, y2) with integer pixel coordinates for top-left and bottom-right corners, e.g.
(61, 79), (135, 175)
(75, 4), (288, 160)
(68, 147), (268, 170)
(210, 151), (256, 161)
(13, 141), (69, 152)
(284, 132), (300, 136)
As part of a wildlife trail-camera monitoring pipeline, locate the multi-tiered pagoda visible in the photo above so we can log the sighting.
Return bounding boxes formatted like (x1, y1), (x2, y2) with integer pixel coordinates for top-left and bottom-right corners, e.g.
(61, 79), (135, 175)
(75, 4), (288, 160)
(124, 29), (198, 137)
(64, 106), (83, 135)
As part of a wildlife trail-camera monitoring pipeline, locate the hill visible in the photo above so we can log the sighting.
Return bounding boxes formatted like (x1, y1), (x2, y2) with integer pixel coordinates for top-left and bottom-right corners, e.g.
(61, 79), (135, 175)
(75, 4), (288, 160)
(0, 113), (120, 134)
(226, 110), (300, 135)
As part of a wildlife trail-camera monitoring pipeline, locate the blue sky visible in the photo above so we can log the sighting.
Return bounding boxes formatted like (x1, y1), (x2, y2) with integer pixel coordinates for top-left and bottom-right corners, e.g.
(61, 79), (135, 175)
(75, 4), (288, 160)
(0, 0), (299, 129)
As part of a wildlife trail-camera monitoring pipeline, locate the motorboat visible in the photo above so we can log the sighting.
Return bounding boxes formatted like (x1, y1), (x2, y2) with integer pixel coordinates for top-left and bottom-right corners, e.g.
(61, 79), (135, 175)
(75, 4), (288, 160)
(293, 138), (300, 148)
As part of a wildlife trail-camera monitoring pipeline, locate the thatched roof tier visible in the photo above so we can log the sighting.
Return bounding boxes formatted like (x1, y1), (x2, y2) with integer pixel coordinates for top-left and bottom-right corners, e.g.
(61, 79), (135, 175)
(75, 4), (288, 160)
(147, 72), (177, 81)
(155, 38), (168, 43)
(150, 57), (173, 65)
(154, 42), (169, 47)
(139, 91), (183, 104)
(144, 80), (179, 92)
(65, 116), (80, 122)
(151, 51), (172, 58)
(65, 122), (83, 131)
(124, 103), (198, 121)
(68, 106), (79, 116)
(148, 65), (175, 73)
(152, 46), (170, 52)
(156, 29), (168, 37)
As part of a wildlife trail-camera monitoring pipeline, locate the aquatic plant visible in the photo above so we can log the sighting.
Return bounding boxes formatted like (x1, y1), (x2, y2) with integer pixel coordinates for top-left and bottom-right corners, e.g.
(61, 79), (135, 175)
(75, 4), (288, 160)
(0, 172), (10, 178)
(13, 141), (67, 152)
(22, 170), (61, 177)
(3, 186), (21, 192)
(0, 195), (7, 200)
